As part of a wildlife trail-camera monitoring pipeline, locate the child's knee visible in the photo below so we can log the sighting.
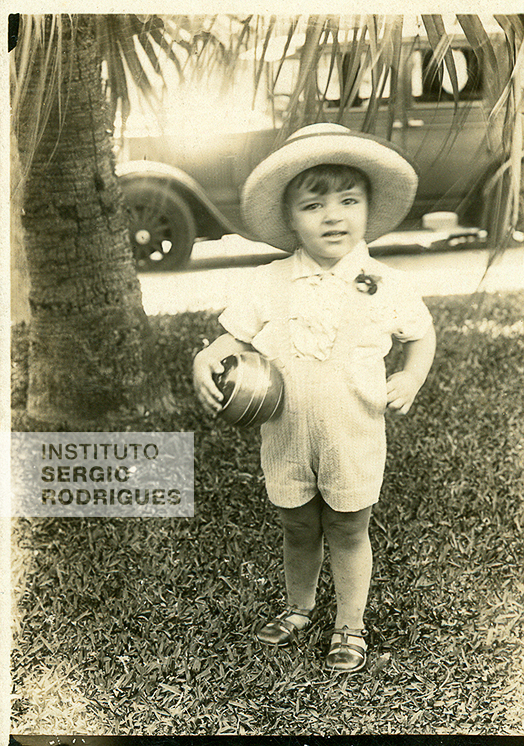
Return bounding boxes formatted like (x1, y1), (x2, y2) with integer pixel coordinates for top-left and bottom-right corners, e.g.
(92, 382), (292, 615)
(278, 505), (322, 546)
(322, 506), (371, 545)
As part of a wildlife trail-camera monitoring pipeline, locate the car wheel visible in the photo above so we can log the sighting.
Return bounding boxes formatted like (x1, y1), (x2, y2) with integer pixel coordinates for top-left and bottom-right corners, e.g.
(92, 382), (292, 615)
(121, 179), (196, 270)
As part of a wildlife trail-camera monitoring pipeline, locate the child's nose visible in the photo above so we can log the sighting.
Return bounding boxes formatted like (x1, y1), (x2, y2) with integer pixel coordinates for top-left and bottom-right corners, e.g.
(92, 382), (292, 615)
(324, 205), (343, 222)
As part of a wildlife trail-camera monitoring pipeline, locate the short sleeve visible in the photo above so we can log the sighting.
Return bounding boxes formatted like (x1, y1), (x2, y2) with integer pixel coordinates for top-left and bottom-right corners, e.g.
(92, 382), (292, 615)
(218, 264), (268, 343)
(390, 273), (433, 342)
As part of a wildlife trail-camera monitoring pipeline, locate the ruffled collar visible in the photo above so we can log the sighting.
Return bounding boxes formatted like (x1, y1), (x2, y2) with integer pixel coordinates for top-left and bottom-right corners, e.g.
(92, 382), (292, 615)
(292, 241), (371, 282)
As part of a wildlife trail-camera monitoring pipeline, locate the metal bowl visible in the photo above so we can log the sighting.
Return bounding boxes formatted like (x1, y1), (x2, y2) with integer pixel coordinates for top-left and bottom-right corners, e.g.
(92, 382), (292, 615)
(213, 352), (284, 427)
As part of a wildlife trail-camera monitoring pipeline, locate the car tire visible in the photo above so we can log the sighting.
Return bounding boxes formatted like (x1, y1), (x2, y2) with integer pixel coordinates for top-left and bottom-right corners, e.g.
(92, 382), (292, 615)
(121, 178), (196, 271)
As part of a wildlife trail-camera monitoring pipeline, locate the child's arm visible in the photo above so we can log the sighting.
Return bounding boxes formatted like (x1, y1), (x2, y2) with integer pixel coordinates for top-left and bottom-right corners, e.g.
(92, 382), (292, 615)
(193, 333), (254, 415)
(387, 323), (436, 415)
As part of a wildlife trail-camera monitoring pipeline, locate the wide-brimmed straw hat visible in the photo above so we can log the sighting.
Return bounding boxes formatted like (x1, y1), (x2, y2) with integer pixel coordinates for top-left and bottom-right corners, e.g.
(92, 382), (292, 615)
(241, 123), (419, 250)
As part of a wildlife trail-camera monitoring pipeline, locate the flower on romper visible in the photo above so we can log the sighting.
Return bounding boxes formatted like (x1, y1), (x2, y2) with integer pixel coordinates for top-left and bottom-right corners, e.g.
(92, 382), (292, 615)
(355, 270), (381, 295)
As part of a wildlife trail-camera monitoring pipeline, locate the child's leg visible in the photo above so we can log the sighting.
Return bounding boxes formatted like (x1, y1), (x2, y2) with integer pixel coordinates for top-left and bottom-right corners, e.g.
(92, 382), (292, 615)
(321, 504), (372, 629)
(276, 492), (324, 618)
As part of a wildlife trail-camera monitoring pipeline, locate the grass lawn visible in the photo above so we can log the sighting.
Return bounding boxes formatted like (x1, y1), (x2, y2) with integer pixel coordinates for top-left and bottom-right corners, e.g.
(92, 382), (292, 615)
(11, 290), (524, 735)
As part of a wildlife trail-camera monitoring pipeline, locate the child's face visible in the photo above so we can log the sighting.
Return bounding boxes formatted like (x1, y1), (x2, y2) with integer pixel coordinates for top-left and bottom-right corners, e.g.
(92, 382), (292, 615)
(287, 182), (368, 268)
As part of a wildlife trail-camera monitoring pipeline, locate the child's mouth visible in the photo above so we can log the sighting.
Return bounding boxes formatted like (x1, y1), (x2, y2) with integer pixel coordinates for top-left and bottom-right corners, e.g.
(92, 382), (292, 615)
(322, 231), (347, 238)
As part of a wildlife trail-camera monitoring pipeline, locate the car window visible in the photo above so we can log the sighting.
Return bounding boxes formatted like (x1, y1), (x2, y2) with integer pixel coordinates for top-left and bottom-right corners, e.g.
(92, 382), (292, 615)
(271, 55), (342, 109)
(322, 52), (393, 109)
(353, 55), (391, 104)
(412, 47), (483, 103)
(271, 43), (484, 113)
(316, 54), (342, 102)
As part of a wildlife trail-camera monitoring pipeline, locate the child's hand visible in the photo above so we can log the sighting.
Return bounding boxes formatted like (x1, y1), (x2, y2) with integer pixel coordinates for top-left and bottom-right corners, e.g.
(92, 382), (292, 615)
(193, 347), (225, 416)
(386, 371), (421, 415)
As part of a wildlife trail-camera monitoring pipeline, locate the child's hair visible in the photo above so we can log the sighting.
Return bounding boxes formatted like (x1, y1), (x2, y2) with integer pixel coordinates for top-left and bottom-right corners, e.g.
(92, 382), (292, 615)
(283, 163), (371, 208)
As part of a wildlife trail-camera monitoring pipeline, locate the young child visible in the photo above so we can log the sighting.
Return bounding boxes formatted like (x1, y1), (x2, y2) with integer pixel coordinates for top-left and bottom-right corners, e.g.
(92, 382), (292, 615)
(193, 123), (436, 673)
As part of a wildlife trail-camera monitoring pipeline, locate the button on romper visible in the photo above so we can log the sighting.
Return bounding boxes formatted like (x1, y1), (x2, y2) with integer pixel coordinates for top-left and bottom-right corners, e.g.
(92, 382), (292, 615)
(219, 243), (433, 513)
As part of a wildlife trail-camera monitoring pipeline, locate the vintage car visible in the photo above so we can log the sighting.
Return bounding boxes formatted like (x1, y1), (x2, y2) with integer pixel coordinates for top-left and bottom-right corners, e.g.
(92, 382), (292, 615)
(116, 29), (506, 270)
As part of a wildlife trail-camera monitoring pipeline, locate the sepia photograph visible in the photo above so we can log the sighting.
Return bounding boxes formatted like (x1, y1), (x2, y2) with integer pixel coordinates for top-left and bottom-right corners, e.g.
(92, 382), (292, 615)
(7, 8), (524, 738)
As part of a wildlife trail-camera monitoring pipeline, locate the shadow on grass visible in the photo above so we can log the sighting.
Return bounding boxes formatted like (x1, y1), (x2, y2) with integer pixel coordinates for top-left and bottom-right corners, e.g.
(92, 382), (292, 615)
(11, 291), (524, 735)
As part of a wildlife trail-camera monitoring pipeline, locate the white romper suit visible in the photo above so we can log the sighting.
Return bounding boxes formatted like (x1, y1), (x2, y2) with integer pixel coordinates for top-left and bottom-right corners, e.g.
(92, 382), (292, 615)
(219, 242), (433, 512)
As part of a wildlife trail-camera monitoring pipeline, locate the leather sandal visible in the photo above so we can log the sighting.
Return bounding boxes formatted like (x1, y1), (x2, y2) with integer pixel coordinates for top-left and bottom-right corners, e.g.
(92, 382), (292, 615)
(256, 605), (315, 646)
(325, 626), (367, 673)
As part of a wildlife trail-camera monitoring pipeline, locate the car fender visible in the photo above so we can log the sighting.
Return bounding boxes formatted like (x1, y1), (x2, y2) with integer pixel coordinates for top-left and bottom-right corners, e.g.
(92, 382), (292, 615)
(459, 154), (523, 230)
(116, 160), (249, 239)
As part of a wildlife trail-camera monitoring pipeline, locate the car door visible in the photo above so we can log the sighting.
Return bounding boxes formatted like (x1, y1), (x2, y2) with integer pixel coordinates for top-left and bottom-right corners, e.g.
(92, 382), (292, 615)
(398, 39), (504, 218)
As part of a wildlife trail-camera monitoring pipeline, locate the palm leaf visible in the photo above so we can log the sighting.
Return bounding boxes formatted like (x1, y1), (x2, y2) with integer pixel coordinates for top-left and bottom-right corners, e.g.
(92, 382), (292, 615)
(99, 18), (131, 127)
(13, 13), (188, 164)
(417, 14), (471, 171)
(315, 18), (341, 117)
(489, 39), (524, 125)
(362, 16), (396, 134)
(117, 16), (161, 101)
(338, 19), (369, 115)
(456, 14), (498, 72)
(304, 18), (333, 122)
(421, 14), (459, 105)
(128, 17), (168, 77)
(384, 16), (403, 139)
(12, 15), (70, 174)
(271, 17), (300, 93)
(311, 21), (339, 120)
(142, 15), (187, 75)
(275, 15), (327, 143)
(252, 16), (276, 106)
(495, 14), (524, 48)
(228, 15), (255, 79)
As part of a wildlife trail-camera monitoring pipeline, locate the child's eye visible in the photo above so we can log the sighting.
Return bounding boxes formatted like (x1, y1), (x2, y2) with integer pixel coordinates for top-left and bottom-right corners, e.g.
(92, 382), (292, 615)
(342, 197), (358, 205)
(302, 202), (322, 211)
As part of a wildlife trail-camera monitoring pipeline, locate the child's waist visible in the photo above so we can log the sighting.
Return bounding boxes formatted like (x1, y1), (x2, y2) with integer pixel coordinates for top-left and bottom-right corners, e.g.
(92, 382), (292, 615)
(273, 355), (387, 414)
(275, 348), (386, 372)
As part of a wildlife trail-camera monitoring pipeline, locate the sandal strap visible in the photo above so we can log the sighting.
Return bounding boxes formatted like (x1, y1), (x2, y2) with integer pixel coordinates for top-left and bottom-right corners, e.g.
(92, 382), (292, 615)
(330, 626), (366, 657)
(329, 642), (366, 658)
(267, 606), (315, 631)
(332, 627), (366, 637)
(282, 605), (315, 620)
(272, 616), (297, 633)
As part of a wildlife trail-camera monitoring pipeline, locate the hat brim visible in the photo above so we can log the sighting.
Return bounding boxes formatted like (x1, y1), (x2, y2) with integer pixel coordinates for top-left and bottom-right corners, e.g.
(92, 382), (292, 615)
(241, 130), (418, 250)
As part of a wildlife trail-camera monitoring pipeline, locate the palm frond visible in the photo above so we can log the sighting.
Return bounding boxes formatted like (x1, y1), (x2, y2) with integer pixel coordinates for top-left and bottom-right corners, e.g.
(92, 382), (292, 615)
(311, 21), (339, 120)
(11, 15), (73, 175)
(362, 16), (402, 134)
(421, 14), (459, 105)
(489, 39), (524, 125)
(495, 14), (524, 49)
(456, 14), (498, 72)
(384, 16), (403, 140)
(12, 13), (188, 164)
(117, 17), (162, 102)
(140, 15), (186, 75)
(127, 16), (167, 76)
(270, 17), (300, 93)
(275, 15), (327, 142)
(338, 19), (369, 115)
(315, 18), (340, 118)
(251, 16), (277, 107)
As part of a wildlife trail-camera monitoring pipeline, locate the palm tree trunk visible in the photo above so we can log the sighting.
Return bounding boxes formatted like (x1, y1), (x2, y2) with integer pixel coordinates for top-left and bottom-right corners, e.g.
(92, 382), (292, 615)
(16, 16), (173, 426)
